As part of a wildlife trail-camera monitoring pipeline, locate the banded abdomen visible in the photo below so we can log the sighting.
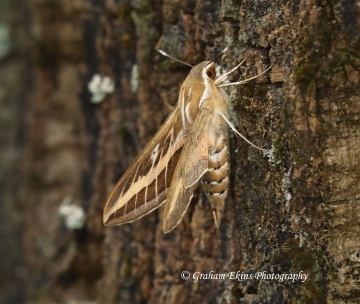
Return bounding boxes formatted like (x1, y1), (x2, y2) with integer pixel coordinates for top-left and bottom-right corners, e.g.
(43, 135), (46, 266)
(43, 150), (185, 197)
(201, 130), (230, 227)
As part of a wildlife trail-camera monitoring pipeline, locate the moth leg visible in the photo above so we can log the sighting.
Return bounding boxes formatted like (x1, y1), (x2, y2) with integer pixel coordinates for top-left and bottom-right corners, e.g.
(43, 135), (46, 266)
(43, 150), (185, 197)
(216, 110), (269, 151)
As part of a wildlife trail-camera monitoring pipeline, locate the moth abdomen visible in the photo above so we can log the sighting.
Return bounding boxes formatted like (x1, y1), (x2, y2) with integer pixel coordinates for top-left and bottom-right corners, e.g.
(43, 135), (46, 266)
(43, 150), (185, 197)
(200, 133), (230, 227)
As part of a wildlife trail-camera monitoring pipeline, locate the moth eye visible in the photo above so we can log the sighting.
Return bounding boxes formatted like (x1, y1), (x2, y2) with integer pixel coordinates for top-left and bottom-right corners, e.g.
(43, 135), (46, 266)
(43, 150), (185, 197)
(206, 69), (216, 79)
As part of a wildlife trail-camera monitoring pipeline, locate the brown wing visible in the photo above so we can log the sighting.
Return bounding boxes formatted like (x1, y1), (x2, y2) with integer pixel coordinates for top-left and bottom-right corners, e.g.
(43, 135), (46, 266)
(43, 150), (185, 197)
(103, 104), (187, 226)
(163, 106), (213, 233)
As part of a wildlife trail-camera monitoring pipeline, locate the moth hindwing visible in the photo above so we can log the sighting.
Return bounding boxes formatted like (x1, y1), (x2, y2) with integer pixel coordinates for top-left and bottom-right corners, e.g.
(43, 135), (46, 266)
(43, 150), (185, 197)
(104, 56), (266, 233)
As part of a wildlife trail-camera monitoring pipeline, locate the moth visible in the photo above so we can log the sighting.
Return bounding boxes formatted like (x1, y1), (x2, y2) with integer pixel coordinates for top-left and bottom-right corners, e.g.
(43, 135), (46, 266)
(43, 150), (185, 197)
(103, 48), (271, 233)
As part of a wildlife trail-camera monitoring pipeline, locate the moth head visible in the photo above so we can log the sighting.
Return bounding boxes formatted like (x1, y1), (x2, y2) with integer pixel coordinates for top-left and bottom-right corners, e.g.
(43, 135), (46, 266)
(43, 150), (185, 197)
(186, 61), (217, 83)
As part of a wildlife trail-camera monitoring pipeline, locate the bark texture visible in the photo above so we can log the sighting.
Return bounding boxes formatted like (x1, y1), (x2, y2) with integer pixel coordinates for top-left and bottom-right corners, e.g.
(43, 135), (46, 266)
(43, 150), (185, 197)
(1, 0), (360, 303)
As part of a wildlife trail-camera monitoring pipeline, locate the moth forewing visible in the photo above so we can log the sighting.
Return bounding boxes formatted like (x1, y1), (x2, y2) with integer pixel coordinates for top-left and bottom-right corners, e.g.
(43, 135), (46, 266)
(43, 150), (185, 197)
(103, 105), (187, 226)
(162, 106), (214, 232)
(181, 107), (213, 189)
(163, 175), (193, 233)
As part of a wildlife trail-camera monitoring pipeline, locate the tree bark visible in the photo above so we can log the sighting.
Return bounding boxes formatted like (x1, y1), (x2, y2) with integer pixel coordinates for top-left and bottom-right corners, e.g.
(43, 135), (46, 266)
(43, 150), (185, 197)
(1, 0), (359, 303)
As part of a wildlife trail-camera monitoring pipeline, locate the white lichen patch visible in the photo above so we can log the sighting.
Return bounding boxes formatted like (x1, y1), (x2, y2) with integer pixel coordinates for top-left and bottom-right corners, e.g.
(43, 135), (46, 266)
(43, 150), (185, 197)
(88, 74), (114, 103)
(0, 24), (13, 59)
(282, 165), (293, 207)
(131, 64), (139, 92)
(262, 145), (278, 165)
(58, 196), (86, 230)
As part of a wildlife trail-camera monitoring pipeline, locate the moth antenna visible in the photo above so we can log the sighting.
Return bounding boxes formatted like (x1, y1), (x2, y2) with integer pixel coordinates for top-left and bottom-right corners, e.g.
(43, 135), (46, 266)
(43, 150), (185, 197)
(218, 66), (272, 87)
(205, 47), (229, 67)
(158, 50), (193, 68)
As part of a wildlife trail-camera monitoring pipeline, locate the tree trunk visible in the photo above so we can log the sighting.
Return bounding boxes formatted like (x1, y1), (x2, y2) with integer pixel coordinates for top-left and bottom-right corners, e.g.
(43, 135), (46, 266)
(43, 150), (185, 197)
(1, 0), (359, 303)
